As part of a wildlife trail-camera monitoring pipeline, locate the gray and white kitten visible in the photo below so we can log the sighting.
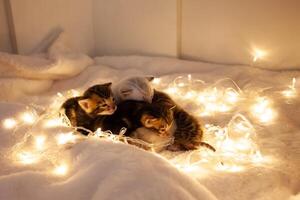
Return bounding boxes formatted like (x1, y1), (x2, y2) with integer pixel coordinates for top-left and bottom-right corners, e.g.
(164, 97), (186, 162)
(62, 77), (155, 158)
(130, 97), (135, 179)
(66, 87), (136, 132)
(112, 76), (154, 103)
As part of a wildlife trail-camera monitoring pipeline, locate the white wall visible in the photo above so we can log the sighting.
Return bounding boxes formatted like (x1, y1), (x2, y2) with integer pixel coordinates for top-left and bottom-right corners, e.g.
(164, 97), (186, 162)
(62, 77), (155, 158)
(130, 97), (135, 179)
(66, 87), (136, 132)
(3, 0), (300, 69)
(93, 0), (178, 57)
(0, 0), (12, 52)
(181, 0), (300, 69)
(10, 0), (95, 55)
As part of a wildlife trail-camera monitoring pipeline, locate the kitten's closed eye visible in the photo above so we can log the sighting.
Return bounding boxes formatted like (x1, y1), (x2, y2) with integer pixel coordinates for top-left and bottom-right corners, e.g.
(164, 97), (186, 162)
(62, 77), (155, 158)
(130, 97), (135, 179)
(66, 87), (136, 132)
(120, 89), (133, 97)
(145, 118), (157, 127)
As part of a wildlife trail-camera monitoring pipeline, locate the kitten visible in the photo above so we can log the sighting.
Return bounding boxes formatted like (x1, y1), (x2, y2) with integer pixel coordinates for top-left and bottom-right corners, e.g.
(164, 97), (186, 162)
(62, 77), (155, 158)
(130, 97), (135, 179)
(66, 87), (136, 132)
(152, 90), (215, 152)
(112, 76), (154, 103)
(62, 83), (116, 135)
(92, 100), (173, 137)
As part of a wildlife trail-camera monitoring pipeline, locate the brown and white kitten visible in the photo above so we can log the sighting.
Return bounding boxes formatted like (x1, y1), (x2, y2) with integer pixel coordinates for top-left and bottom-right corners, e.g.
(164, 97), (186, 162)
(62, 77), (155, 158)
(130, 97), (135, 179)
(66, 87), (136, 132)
(62, 83), (116, 135)
(152, 90), (215, 152)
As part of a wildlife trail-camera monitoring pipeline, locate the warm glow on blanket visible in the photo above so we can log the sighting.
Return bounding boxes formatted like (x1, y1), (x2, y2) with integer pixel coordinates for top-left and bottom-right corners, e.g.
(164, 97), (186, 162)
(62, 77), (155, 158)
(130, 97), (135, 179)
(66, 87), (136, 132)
(7, 75), (297, 176)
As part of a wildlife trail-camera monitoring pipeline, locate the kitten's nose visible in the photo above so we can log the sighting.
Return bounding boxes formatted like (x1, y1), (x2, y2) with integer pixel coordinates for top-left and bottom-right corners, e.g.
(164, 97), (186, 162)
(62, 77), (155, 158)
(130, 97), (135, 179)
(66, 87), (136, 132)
(108, 105), (117, 111)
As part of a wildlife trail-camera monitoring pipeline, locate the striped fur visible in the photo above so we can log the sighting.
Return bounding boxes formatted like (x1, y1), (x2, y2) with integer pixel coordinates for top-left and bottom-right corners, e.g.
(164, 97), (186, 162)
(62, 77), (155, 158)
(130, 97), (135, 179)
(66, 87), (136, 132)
(62, 83), (115, 135)
(153, 90), (215, 151)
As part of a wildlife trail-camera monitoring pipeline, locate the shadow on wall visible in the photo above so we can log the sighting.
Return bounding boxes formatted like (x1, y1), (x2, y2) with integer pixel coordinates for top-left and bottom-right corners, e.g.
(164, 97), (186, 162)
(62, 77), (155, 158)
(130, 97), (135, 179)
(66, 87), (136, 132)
(30, 27), (63, 54)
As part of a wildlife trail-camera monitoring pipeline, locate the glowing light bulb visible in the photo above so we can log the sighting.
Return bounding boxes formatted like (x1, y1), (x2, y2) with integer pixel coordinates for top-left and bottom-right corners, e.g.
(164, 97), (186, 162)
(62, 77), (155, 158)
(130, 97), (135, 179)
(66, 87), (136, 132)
(182, 165), (198, 172)
(165, 87), (178, 94)
(197, 94), (205, 103)
(259, 108), (275, 123)
(56, 132), (76, 145)
(282, 90), (296, 98)
(228, 165), (244, 172)
(35, 135), (46, 150)
(225, 90), (239, 103)
(221, 139), (235, 152)
(253, 48), (266, 62)
(183, 91), (196, 99)
(53, 164), (68, 176)
(177, 83), (185, 87)
(70, 89), (81, 97)
(44, 118), (65, 128)
(218, 104), (231, 112)
(235, 138), (252, 151)
(152, 78), (161, 85)
(207, 88), (218, 101)
(251, 97), (276, 123)
(95, 128), (104, 137)
(234, 122), (249, 132)
(57, 92), (63, 97)
(251, 151), (264, 164)
(20, 112), (36, 124)
(18, 152), (39, 165)
(3, 118), (17, 129)
(282, 78), (297, 98)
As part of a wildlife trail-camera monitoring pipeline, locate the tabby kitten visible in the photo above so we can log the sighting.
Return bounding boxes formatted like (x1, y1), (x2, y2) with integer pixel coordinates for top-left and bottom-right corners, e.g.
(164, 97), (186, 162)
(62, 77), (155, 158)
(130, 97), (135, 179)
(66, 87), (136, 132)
(152, 90), (215, 151)
(92, 100), (173, 137)
(62, 83), (116, 135)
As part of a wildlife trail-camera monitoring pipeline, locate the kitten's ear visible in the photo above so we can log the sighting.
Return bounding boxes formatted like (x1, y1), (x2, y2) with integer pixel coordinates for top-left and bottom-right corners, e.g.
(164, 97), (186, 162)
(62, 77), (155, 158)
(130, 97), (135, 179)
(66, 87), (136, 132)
(120, 88), (133, 97)
(103, 82), (112, 87)
(78, 99), (94, 113)
(145, 76), (155, 82)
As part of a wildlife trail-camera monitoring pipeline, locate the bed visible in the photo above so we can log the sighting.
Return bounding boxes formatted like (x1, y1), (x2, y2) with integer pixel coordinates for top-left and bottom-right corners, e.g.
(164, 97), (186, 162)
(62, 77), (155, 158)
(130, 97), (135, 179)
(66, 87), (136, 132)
(0, 36), (299, 200)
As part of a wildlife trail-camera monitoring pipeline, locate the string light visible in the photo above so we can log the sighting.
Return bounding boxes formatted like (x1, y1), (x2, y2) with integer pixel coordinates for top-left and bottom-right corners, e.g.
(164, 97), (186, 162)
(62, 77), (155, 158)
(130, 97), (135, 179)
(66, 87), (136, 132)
(6, 76), (285, 175)
(253, 48), (266, 62)
(165, 87), (178, 95)
(251, 151), (264, 164)
(53, 163), (69, 176)
(44, 118), (65, 128)
(35, 135), (46, 150)
(18, 152), (39, 165)
(251, 97), (276, 123)
(183, 91), (196, 99)
(57, 92), (63, 97)
(2, 118), (17, 129)
(56, 132), (77, 145)
(282, 78), (297, 98)
(225, 90), (239, 103)
(70, 89), (81, 97)
(152, 78), (161, 85)
(20, 111), (36, 125)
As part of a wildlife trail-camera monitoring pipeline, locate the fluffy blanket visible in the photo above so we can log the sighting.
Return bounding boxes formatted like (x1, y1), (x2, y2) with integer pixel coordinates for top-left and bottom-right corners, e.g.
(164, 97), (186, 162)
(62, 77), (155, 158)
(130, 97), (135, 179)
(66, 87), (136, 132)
(0, 37), (299, 200)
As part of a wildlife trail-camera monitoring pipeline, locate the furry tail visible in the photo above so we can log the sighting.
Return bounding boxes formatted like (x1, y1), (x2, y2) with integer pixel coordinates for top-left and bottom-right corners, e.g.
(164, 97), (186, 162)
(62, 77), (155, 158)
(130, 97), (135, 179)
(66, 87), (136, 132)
(199, 142), (216, 152)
